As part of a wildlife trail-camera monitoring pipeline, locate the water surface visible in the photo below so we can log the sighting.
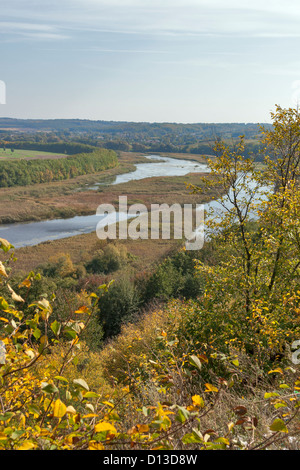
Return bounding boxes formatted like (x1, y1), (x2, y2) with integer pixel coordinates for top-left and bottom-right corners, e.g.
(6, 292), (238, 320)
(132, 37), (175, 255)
(1, 155), (210, 248)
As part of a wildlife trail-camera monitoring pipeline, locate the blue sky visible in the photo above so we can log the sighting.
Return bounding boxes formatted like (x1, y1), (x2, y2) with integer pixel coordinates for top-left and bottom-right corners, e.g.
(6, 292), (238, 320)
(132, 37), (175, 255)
(1, 0), (300, 123)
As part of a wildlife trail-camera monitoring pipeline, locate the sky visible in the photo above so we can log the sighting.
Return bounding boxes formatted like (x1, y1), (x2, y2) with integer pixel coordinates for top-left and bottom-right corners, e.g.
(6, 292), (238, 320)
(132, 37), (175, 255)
(1, 0), (300, 123)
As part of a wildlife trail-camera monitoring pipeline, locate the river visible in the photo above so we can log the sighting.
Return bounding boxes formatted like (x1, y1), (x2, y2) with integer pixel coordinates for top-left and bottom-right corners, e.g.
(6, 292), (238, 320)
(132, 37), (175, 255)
(0, 155), (210, 248)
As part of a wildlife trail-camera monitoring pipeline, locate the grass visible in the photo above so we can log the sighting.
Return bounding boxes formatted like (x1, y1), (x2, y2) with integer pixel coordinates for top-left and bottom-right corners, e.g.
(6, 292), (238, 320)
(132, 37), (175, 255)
(0, 150), (216, 275)
(0, 151), (211, 224)
(6, 231), (182, 277)
(0, 148), (70, 160)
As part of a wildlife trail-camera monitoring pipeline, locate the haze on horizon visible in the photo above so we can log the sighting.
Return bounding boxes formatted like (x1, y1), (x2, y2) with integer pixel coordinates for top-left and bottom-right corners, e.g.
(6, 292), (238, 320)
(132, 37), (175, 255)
(1, 0), (300, 124)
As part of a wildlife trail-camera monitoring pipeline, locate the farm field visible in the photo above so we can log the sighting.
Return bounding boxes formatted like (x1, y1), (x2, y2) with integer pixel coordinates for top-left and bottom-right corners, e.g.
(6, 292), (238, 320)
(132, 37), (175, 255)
(0, 148), (69, 160)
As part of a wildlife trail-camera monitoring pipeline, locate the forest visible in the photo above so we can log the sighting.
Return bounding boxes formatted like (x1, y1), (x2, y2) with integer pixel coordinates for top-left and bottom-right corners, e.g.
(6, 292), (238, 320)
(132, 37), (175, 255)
(0, 148), (118, 187)
(0, 119), (267, 159)
(0, 106), (299, 451)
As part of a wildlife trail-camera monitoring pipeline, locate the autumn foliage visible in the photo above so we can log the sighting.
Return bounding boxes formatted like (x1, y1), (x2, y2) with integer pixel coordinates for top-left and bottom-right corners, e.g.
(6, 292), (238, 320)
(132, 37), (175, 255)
(0, 106), (300, 450)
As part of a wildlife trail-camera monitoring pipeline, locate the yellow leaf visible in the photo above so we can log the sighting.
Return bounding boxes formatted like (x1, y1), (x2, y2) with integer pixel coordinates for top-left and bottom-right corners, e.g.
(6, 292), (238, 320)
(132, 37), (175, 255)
(268, 368), (283, 375)
(20, 413), (26, 429)
(53, 399), (67, 419)
(89, 441), (105, 450)
(19, 278), (31, 288)
(205, 383), (219, 393)
(75, 305), (90, 314)
(17, 440), (36, 450)
(192, 395), (205, 408)
(0, 262), (8, 278)
(94, 422), (117, 435)
(102, 401), (114, 408)
(137, 424), (149, 433)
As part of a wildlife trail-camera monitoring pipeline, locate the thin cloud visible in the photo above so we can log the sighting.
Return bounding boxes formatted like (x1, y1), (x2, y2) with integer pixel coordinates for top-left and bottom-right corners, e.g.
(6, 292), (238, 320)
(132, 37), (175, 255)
(0, 21), (69, 41)
(77, 48), (170, 53)
(2, 1), (300, 39)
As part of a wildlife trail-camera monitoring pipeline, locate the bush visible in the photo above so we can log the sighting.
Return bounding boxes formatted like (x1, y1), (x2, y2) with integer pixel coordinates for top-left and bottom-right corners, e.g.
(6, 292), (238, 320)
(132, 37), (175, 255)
(98, 275), (141, 339)
(143, 249), (204, 303)
(85, 244), (128, 275)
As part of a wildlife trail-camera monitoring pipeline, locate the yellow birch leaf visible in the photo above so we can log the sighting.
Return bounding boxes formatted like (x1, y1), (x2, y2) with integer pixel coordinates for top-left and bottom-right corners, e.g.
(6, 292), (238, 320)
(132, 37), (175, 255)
(205, 383), (219, 393)
(17, 440), (36, 450)
(192, 395), (205, 408)
(94, 422), (117, 435)
(53, 399), (67, 419)
(89, 441), (105, 450)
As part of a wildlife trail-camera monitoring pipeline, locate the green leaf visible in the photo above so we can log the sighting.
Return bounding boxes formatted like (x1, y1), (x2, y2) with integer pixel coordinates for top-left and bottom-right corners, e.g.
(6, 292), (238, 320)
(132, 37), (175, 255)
(0, 238), (13, 253)
(189, 355), (202, 371)
(33, 328), (41, 340)
(11, 430), (25, 440)
(182, 433), (202, 444)
(28, 404), (40, 417)
(54, 376), (69, 384)
(0, 297), (10, 311)
(215, 437), (230, 445)
(176, 406), (190, 423)
(63, 328), (77, 340)
(84, 391), (99, 398)
(0, 412), (14, 422)
(270, 418), (288, 433)
(41, 382), (59, 394)
(50, 320), (61, 337)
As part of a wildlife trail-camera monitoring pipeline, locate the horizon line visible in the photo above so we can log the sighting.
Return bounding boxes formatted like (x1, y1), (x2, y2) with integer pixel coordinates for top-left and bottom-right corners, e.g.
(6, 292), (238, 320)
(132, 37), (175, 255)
(0, 116), (272, 126)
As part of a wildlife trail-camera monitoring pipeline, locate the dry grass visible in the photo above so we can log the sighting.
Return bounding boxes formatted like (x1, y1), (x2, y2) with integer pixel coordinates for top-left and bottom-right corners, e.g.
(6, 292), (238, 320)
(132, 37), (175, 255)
(6, 230), (181, 276)
(0, 151), (216, 277)
(0, 151), (211, 224)
(92, 300), (300, 450)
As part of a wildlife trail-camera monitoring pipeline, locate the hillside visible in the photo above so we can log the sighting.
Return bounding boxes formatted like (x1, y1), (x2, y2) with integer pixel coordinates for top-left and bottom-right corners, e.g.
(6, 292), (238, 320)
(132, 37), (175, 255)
(0, 106), (299, 451)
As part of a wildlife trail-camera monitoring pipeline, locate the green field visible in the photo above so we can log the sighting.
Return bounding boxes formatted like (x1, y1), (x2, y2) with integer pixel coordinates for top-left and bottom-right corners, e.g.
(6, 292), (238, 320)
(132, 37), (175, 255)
(0, 148), (69, 160)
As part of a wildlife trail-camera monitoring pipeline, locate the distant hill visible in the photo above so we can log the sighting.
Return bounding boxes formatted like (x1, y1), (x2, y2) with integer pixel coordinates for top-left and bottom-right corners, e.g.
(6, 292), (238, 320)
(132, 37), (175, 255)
(0, 118), (272, 139)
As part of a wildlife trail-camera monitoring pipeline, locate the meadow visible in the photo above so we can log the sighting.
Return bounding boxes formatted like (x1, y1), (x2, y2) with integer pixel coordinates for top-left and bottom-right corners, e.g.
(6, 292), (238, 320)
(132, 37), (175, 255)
(0, 148), (69, 160)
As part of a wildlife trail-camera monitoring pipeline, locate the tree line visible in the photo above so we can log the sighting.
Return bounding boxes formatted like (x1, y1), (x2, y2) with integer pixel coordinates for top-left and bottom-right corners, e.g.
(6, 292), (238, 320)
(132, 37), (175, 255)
(0, 148), (118, 187)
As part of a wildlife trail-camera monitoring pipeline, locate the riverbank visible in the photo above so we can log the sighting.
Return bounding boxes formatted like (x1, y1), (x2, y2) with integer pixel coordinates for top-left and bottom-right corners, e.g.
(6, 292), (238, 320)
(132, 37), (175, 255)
(0, 151), (208, 224)
(0, 152), (215, 275)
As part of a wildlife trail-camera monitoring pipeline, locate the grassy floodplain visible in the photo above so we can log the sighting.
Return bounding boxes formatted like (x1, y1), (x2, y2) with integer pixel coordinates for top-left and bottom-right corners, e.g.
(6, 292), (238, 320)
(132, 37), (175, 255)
(0, 151), (209, 224)
(0, 148), (70, 160)
(0, 150), (215, 275)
